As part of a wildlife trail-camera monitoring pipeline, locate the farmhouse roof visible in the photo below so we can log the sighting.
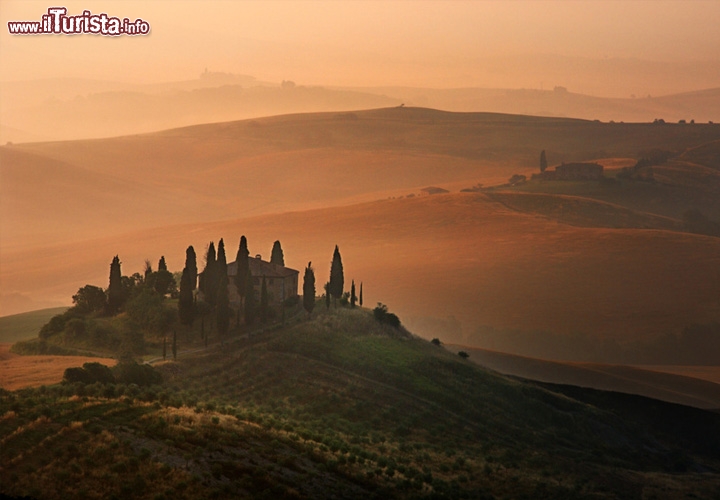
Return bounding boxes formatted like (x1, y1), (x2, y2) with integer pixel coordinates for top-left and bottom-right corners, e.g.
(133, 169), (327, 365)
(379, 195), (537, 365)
(227, 257), (298, 278)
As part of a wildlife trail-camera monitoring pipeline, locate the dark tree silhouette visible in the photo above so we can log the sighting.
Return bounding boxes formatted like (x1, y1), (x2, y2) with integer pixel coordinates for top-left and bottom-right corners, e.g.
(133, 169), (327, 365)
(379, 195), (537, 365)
(143, 260), (153, 281)
(359, 282), (363, 307)
(178, 246), (197, 326)
(540, 150), (548, 173)
(324, 282), (330, 310)
(185, 246), (198, 291)
(200, 242), (218, 307)
(244, 268), (256, 326)
(158, 256), (168, 272)
(72, 285), (106, 314)
(153, 263), (175, 297)
(329, 245), (344, 303)
(270, 240), (285, 266)
(234, 236), (249, 326)
(260, 276), (269, 323)
(303, 262), (315, 318)
(106, 255), (124, 315)
(350, 280), (357, 308)
(216, 239), (230, 341)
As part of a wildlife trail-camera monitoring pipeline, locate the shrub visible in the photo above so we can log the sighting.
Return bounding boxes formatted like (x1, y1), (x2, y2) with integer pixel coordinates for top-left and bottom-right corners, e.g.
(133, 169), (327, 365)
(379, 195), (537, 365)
(373, 303), (401, 329)
(63, 367), (95, 385)
(39, 312), (74, 339)
(113, 360), (162, 386)
(83, 362), (116, 384)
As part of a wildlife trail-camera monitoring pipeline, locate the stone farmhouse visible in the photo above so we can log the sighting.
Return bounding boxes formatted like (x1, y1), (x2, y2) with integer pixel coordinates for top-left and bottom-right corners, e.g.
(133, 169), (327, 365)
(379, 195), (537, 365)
(227, 256), (299, 308)
(533, 162), (604, 181)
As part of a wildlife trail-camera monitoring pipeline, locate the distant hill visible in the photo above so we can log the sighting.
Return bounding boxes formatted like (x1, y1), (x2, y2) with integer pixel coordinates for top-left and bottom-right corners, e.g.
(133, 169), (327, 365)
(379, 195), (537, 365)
(4, 108), (720, 251)
(0, 83), (400, 142)
(344, 86), (720, 124)
(3, 109), (720, 362)
(0, 307), (68, 343)
(2, 307), (720, 499)
(3, 71), (720, 142)
(3, 190), (719, 360)
(447, 344), (720, 410)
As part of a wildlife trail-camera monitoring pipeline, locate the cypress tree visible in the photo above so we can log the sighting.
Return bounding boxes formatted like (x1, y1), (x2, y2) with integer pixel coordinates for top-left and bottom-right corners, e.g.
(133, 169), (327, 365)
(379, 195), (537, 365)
(234, 236), (249, 326)
(540, 150), (548, 173)
(359, 282), (363, 307)
(260, 276), (268, 323)
(154, 255), (174, 296)
(106, 255), (124, 315)
(143, 260), (153, 282)
(324, 282), (330, 310)
(270, 240), (285, 266)
(216, 239), (230, 342)
(179, 246), (197, 325)
(244, 267), (256, 326)
(351, 280), (357, 308)
(303, 262), (315, 318)
(329, 245), (344, 303)
(186, 246), (198, 291)
(200, 242), (218, 306)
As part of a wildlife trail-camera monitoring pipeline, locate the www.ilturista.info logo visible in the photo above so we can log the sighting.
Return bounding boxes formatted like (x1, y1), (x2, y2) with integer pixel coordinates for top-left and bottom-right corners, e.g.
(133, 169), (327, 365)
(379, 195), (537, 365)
(8, 7), (150, 36)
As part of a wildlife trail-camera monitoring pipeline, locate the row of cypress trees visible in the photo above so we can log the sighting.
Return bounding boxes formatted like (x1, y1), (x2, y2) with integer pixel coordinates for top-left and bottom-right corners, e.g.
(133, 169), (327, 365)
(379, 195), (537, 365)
(179, 239), (364, 330)
(303, 245), (362, 318)
(178, 237), (283, 340)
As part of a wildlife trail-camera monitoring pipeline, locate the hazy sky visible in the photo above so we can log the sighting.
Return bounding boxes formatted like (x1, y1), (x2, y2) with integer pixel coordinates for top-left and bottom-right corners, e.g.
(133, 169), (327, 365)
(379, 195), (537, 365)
(1, 1), (720, 91)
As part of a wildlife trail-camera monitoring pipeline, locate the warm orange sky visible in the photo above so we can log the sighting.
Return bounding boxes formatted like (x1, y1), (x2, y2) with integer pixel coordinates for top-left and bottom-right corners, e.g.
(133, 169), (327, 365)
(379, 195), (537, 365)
(2, 1), (719, 95)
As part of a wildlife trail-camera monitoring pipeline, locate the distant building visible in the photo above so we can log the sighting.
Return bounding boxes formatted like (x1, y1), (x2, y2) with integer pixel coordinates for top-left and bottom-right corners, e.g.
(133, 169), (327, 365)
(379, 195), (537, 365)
(198, 256), (299, 309)
(227, 256), (299, 308)
(532, 162), (604, 181)
(419, 186), (450, 195)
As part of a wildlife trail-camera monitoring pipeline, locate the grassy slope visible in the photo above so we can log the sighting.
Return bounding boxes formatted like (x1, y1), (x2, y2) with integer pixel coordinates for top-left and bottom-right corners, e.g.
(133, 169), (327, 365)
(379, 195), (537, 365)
(0, 307), (68, 343)
(1, 307), (719, 499)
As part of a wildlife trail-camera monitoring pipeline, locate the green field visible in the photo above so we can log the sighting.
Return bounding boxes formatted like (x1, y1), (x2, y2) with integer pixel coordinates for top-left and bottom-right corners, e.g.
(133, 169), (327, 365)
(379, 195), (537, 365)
(0, 307), (68, 344)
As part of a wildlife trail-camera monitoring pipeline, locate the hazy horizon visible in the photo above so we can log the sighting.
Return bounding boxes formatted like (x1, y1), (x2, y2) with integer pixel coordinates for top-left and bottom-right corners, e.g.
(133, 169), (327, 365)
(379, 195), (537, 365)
(2, 1), (720, 97)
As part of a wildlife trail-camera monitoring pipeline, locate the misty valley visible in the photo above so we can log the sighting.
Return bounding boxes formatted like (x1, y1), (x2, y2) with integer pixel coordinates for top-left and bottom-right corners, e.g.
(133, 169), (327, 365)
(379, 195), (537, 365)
(2, 105), (720, 499)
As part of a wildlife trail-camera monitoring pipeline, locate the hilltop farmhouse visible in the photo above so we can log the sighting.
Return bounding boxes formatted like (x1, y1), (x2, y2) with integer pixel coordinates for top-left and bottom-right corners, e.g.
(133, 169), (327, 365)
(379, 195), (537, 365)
(533, 162), (604, 181)
(227, 256), (299, 308)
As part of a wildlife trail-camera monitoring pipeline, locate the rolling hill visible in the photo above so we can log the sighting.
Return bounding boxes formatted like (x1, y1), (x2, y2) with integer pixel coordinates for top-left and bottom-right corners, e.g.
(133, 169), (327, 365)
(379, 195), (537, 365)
(2, 307), (720, 499)
(3, 191), (719, 361)
(2, 108), (720, 364)
(4, 108), (720, 254)
(448, 344), (720, 410)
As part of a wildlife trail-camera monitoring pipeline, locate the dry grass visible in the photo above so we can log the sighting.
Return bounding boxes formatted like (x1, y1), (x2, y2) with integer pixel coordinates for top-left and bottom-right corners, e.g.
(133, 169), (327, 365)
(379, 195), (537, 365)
(0, 344), (116, 391)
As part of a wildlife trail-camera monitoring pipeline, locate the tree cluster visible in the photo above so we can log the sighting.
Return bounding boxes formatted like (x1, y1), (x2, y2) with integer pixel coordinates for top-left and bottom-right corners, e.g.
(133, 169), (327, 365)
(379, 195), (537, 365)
(373, 303), (401, 329)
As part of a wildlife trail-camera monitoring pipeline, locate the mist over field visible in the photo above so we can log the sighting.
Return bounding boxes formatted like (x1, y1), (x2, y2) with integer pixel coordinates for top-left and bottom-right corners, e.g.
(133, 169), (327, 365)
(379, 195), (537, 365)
(2, 0), (719, 365)
(3, 3), (720, 498)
